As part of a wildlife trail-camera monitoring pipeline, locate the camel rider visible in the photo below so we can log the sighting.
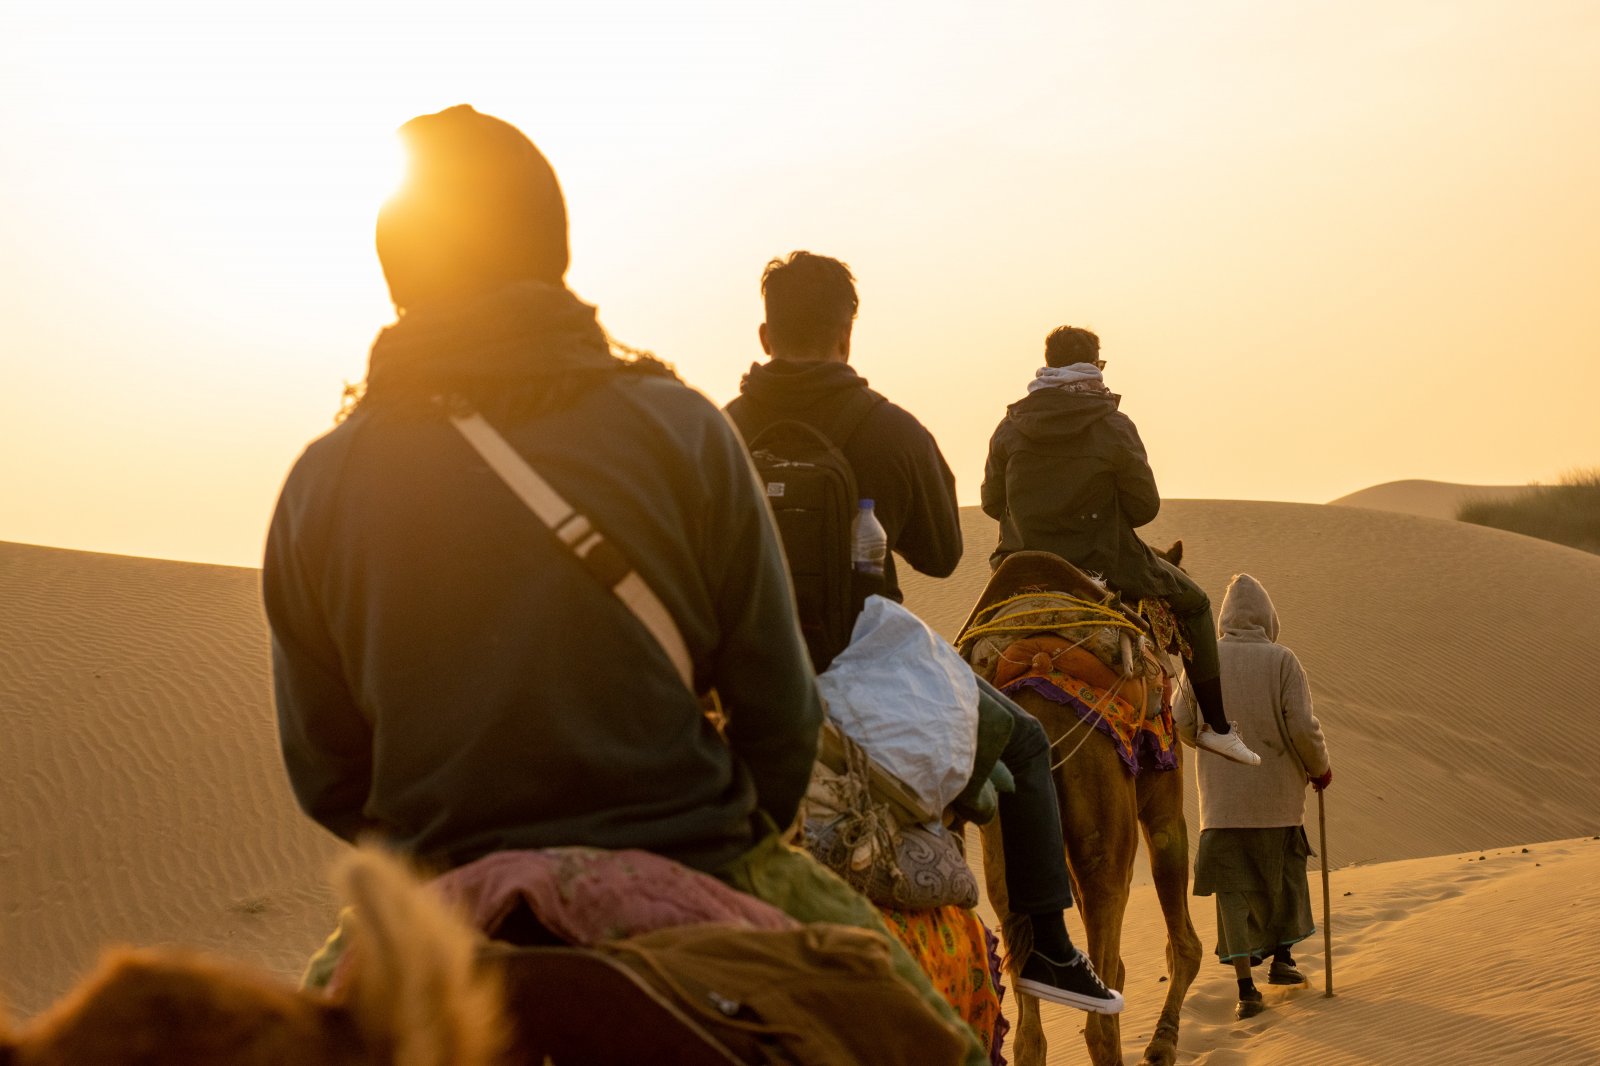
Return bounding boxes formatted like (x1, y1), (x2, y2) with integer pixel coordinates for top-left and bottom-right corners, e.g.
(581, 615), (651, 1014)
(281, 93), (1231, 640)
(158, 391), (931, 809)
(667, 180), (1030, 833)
(981, 325), (1260, 767)
(265, 107), (985, 1062)
(727, 253), (1124, 1015)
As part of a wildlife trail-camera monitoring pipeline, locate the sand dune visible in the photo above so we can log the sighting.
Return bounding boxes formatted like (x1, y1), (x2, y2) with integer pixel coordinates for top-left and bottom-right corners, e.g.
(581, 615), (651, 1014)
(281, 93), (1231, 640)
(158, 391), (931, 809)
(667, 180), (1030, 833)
(953, 832), (1600, 1065)
(0, 542), (340, 1017)
(1327, 479), (1534, 521)
(4, 497), (1599, 1061)
(1103, 836), (1600, 1065)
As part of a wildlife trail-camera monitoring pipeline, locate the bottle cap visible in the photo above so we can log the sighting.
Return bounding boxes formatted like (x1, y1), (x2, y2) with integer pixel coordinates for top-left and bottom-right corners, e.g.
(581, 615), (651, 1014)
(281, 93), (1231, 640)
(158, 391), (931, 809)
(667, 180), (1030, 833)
(859, 498), (874, 507)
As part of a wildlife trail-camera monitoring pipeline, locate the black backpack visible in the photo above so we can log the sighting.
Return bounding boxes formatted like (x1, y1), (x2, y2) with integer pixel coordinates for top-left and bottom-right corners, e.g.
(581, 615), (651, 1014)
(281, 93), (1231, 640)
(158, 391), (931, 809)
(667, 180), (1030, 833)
(732, 391), (884, 671)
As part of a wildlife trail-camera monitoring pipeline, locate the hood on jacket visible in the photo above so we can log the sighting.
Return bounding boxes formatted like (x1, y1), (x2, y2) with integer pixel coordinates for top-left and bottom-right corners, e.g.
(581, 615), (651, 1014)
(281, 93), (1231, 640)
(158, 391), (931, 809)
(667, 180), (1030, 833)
(738, 359), (869, 412)
(1003, 386), (1123, 445)
(1218, 573), (1280, 642)
(362, 280), (615, 403)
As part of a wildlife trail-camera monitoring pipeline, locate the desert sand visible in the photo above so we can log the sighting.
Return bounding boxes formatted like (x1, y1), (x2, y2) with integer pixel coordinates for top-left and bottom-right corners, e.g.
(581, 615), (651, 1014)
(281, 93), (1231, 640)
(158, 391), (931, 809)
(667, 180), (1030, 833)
(0, 542), (341, 1018)
(3, 496), (1599, 1062)
(1327, 479), (1535, 522)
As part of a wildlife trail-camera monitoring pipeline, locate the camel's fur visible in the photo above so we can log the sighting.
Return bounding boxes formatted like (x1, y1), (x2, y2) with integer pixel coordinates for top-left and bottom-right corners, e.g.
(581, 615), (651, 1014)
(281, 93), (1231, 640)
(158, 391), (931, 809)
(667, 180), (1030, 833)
(0, 849), (506, 1066)
(977, 542), (1203, 1066)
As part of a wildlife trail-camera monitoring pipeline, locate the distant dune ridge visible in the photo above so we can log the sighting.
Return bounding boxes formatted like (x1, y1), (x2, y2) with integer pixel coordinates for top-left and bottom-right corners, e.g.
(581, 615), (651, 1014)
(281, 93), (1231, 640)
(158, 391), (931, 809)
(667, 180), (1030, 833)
(4, 495), (1600, 1060)
(1327, 479), (1535, 521)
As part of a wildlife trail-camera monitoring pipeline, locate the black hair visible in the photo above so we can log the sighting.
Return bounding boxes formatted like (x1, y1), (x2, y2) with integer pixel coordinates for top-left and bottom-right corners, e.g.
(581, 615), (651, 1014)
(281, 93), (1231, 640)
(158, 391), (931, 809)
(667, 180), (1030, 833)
(760, 251), (859, 355)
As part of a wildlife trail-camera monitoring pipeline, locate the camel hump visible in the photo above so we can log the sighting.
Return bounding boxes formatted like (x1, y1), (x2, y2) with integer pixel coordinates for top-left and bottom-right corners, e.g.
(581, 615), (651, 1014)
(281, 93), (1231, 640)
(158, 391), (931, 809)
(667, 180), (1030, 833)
(956, 552), (1111, 637)
(957, 551), (1154, 651)
(992, 551), (1112, 604)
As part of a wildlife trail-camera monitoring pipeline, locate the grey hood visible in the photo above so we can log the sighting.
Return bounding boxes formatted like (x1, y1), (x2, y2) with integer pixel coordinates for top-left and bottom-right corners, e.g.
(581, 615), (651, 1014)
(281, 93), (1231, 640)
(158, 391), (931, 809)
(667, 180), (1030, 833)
(1218, 573), (1279, 643)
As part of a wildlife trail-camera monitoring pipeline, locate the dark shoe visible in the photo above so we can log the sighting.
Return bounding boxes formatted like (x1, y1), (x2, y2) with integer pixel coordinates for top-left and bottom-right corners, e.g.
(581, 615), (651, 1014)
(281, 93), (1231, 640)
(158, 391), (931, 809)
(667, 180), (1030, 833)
(1268, 959), (1307, 985)
(1016, 948), (1125, 1014)
(1235, 986), (1265, 1019)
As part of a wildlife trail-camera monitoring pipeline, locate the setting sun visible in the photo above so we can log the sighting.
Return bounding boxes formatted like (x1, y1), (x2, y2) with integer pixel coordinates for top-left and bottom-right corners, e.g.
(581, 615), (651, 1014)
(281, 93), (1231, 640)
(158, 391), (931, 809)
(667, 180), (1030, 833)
(4, 1), (1598, 565)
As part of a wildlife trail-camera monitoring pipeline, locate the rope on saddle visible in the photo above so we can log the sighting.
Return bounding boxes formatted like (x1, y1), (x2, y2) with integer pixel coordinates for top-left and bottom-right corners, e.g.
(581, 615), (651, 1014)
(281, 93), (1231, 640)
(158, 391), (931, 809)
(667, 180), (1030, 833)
(996, 629), (1094, 670)
(806, 730), (903, 891)
(1048, 670), (1141, 771)
(986, 628), (1123, 771)
(961, 592), (1161, 770)
(956, 592), (1145, 647)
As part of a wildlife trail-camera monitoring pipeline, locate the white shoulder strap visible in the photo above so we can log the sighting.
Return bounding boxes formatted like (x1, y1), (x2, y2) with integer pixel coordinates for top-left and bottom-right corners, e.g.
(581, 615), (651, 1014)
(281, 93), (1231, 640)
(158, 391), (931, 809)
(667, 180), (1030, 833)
(449, 409), (695, 694)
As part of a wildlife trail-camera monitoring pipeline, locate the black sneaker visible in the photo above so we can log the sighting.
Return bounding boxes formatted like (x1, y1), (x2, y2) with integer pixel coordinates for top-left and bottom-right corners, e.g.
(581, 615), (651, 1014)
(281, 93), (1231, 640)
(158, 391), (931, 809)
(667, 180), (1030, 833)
(1016, 948), (1125, 1014)
(1236, 985), (1265, 1019)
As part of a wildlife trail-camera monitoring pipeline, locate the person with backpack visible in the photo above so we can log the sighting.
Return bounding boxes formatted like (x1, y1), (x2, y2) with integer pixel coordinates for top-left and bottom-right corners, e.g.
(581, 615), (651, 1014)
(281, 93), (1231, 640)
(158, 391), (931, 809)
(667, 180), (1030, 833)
(726, 252), (962, 630)
(982, 326), (1261, 767)
(725, 252), (1124, 1015)
(264, 107), (986, 1063)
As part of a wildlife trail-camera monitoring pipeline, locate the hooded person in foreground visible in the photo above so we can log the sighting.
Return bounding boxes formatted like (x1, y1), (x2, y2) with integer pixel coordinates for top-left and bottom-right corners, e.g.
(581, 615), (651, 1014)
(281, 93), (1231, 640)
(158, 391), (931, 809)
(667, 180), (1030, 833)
(263, 105), (985, 1063)
(1175, 573), (1333, 1020)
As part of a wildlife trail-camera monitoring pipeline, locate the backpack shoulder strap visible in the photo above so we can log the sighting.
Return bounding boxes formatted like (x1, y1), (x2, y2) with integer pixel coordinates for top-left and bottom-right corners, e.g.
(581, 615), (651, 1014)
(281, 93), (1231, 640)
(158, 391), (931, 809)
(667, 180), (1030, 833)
(448, 404), (694, 694)
(815, 388), (886, 452)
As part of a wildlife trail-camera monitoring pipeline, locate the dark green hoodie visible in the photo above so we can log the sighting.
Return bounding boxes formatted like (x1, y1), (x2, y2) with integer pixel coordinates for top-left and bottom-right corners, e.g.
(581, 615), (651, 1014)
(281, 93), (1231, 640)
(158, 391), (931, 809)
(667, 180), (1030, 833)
(264, 283), (822, 873)
(981, 386), (1180, 599)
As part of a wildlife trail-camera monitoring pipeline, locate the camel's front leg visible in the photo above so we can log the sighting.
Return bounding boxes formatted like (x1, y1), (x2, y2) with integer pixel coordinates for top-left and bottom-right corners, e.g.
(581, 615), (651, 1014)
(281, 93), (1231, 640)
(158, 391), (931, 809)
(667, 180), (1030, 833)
(1136, 761), (1203, 1066)
(1060, 790), (1138, 1066)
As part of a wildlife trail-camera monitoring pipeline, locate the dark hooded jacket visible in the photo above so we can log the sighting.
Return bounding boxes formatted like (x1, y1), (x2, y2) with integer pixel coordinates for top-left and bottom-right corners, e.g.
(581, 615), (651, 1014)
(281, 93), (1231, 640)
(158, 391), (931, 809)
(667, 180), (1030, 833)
(264, 282), (822, 873)
(981, 386), (1180, 599)
(724, 360), (962, 602)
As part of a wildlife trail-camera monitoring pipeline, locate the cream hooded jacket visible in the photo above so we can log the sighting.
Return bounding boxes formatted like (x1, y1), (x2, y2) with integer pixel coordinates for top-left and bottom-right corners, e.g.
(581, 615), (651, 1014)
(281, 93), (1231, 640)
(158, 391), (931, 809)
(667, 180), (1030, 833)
(1175, 574), (1332, 829)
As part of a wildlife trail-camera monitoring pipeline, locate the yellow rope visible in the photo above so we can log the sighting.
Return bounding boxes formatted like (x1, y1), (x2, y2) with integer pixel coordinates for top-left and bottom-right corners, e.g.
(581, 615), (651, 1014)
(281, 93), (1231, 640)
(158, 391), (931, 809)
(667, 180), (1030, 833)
(958, 592), (1144, 646)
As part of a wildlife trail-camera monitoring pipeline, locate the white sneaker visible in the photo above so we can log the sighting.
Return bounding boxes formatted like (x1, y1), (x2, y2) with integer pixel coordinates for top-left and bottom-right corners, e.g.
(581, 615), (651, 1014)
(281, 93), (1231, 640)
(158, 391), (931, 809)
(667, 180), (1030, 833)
(1197, 723), (1261, 766)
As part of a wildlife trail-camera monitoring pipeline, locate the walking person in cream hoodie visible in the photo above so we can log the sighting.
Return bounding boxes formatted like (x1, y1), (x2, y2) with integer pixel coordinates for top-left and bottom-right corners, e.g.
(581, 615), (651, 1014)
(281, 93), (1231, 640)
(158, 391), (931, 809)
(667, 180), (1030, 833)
(1175, 573), (1333, 1020)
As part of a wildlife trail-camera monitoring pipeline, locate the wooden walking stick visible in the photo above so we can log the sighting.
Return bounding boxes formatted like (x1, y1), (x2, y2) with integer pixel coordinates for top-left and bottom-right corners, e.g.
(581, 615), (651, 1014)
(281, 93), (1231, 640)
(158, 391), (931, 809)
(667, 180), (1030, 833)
(1318, 787), (1334, 997)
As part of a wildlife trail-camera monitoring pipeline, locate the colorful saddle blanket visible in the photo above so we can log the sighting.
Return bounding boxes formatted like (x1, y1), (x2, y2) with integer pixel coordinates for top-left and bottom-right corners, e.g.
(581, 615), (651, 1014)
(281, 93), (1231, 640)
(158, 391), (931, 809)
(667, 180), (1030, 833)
(995, 633), (1178, 777)
(960, 589), (1177, 777)
(879, 904), (1009, 1066)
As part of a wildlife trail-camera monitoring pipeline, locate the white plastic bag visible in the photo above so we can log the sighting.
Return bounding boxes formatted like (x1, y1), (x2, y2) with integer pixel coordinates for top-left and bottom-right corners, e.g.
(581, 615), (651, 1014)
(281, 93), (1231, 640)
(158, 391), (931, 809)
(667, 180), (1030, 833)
(815, 596), (979, 815)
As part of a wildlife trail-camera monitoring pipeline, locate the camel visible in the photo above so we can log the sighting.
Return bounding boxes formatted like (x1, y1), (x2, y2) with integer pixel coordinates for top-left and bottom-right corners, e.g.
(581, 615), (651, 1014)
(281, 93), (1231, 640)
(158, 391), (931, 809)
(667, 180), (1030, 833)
(961, 548), (1204, 1066)
(0, 848), (505, 1066)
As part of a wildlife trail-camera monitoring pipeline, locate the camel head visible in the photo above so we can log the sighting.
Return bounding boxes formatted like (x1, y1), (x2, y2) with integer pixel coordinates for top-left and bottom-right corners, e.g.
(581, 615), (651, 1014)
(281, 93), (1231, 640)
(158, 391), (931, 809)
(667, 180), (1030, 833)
(0, 849), (504, 1066)
(1157, 539), (1184, 570)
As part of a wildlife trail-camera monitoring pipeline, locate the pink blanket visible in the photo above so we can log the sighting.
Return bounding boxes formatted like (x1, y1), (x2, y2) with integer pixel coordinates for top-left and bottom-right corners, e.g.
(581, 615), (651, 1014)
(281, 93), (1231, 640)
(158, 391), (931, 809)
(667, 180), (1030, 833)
(431, 847), (798, 944)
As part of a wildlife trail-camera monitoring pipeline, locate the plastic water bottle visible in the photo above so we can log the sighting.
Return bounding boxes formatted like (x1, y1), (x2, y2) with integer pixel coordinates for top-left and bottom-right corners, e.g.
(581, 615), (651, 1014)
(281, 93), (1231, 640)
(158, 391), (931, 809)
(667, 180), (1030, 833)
(852, 498), (887, 577)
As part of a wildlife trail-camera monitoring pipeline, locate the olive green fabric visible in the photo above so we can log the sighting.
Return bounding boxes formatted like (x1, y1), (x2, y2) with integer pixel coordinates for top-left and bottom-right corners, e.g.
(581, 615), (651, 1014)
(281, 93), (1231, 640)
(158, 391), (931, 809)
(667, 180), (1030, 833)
(1194, 826), (1315, 963)
(718, 831), (987, 1066)
(302, 834), (987, 1066)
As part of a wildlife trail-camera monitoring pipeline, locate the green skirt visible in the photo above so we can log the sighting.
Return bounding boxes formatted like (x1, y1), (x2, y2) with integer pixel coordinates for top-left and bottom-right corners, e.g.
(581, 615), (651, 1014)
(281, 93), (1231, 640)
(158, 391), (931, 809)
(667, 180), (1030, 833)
(1194, 826), (1314, 963)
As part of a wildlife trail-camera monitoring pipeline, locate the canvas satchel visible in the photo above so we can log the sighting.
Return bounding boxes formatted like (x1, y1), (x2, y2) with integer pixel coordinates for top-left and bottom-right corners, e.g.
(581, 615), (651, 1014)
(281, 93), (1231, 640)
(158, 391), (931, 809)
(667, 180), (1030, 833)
(602, 923), (971, 1066)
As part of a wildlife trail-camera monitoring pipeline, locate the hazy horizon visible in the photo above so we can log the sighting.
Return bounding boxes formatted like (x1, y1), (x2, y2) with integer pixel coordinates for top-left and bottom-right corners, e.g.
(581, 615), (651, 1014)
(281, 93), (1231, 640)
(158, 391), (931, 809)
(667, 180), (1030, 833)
(4, 1), (1597, 567)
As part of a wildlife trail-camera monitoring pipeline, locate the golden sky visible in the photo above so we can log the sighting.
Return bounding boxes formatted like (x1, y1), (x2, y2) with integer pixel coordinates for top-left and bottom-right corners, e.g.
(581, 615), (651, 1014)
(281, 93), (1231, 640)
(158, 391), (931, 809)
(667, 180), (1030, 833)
(3, 1), (1597, 567)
